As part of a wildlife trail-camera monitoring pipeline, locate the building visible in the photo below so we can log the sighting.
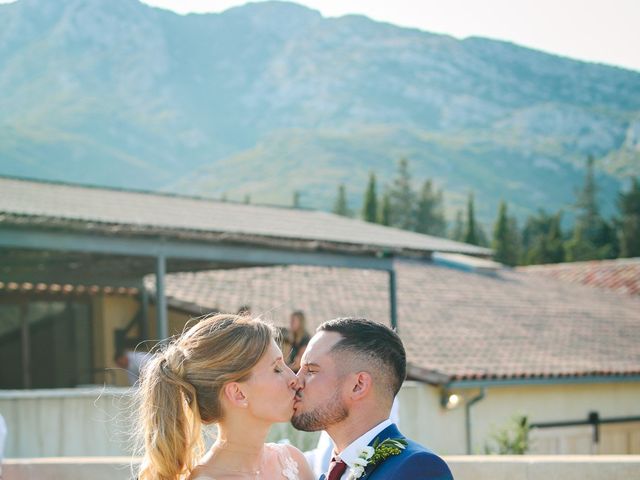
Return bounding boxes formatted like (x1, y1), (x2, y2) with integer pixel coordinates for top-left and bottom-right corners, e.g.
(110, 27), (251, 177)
(0, 175), (488, 391)
(156, 257), (640, 455)
(2, 176), (638, 458)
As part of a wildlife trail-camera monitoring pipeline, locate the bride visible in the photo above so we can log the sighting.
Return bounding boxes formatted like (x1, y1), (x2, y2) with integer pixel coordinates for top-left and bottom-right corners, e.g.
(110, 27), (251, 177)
(135, 313), (315, 480)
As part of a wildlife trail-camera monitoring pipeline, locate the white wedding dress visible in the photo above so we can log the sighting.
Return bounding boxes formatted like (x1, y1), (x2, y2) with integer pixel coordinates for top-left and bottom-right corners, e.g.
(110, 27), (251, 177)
(192, 443), (301, 480)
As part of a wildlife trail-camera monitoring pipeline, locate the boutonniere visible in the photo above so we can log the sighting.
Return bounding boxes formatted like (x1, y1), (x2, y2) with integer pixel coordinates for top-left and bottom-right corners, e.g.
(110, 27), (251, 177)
(347, 437), (408, 480)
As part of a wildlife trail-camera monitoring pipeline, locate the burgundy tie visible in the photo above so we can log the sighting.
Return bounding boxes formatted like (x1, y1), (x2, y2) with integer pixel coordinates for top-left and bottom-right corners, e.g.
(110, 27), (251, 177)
(327, 456), (348, 480)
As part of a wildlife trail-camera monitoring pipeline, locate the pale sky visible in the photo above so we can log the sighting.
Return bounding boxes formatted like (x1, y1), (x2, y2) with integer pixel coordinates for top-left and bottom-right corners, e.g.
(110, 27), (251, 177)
(2, 0), (639, 71)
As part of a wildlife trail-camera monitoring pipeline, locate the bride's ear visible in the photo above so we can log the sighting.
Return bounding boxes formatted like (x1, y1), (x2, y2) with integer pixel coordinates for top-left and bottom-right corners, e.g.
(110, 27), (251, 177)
(223, 382), (249, 408)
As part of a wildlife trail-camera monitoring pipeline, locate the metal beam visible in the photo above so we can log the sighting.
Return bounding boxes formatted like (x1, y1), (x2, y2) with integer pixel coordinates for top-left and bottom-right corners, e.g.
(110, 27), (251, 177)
(389, 268), (398, 331)
(0, 227), (394, 271)
(156, 256), (168, 341)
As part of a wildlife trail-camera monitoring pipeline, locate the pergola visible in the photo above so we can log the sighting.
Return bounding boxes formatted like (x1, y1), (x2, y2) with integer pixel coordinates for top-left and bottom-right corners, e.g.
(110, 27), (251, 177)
(0, 176), (491, 340)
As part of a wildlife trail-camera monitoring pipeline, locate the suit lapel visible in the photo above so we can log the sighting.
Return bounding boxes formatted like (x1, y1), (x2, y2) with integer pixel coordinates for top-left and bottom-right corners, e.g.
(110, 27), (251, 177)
(361, 424), (405, 479)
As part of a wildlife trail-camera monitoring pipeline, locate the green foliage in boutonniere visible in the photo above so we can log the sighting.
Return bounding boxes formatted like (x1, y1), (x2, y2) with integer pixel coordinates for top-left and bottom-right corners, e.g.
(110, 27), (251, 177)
(347, 437), (408, 479)
(369, 437), (408, 464)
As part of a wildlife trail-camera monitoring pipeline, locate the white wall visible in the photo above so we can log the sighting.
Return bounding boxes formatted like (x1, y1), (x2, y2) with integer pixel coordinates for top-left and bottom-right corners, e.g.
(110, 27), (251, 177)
(396, 381), (640, 455)
(1, 380), (639, 458)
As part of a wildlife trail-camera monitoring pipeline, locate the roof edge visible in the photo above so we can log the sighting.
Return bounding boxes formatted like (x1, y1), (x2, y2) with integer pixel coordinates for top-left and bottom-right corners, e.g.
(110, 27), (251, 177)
(0, 174), (318, 212)
(446, 374), (640, 388)
(406, 363), (451, 385)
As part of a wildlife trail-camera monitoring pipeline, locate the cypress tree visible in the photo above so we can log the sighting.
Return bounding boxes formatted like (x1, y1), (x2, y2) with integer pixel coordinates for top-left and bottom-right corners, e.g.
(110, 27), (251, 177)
(362, 172), (378, 223)
(332, 184), (351, 217)
(492, 201), (519, 266)
(415, 179), (447, 237)
(451, 209), (465, 241)
(379, 191), (392, 226)
(565, 155), (613, 260)
(388, 158), (416, 230)
(617, 177), (640, 258)
(464, 193), (479, 245)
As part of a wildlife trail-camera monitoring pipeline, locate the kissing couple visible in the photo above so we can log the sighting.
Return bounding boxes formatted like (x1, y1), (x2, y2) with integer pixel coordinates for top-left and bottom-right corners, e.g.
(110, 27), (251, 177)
(135, 314), (453, 480)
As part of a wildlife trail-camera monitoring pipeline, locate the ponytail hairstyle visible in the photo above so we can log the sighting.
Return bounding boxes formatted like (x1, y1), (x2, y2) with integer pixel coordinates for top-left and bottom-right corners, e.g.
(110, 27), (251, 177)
(135, 314), (274, 480)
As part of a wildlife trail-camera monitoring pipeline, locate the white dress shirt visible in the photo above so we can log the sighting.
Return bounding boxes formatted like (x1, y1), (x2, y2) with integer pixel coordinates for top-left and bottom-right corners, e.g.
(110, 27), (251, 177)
(305, 397), (400, 478)
(334, 418), (394, 480)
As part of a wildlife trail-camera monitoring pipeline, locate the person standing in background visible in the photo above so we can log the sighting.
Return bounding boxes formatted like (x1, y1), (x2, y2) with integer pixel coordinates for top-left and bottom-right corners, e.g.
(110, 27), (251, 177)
(286, 310), (310, 372)
(114, 349), (151, 386)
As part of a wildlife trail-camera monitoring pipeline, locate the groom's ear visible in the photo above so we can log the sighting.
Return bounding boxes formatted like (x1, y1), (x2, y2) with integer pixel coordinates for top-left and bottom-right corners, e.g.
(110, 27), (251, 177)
(223, 382), (249, 408)
(350, 371), (373, 400)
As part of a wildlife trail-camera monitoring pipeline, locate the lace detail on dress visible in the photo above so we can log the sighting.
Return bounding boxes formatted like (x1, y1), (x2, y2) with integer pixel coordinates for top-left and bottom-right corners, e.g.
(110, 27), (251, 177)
(269, 443), (300, 480)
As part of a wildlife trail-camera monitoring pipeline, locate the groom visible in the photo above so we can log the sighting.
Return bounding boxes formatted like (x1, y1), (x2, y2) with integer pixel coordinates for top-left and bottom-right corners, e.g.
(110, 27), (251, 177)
(292, 317), (453, 480)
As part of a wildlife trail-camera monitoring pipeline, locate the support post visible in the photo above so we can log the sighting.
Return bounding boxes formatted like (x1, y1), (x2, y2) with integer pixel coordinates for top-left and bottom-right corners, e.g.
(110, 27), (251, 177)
(389, 268), (398, 332)
(20, 300), (31, 389)
(156, 255), (168, 341)
(141, 285), (149, 340)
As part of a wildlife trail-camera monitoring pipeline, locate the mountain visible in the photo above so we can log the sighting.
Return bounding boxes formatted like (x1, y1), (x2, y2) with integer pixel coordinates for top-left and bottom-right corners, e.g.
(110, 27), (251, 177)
(1, 0), (639, 225)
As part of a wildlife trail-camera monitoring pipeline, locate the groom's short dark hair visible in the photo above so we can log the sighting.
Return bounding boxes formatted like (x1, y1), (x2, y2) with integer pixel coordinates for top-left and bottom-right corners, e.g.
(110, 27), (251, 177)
(317, 317), (406, 398)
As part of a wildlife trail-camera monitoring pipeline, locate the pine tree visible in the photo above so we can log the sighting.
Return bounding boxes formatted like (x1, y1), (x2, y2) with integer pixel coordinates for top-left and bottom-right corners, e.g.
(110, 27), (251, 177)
(362, 172), (378, 223)
(476, 223), (490, 247)
(415, 179), (447, 237)
(522, 210), (565, 265)
(575, 155), (600, 241)
(565, 156), (613, 261)
(492, 201), (519, 266)
(451, 209), (465, 241)
(292, 191), (301, 208)
(564, 224), (598, 262)
(379, 191), (391, 226)
(332, 184), (351, 217)
(617, 177), (640, 258)
(243, 194), (251, 204)
(388, 158), (416, 230)
(464, 193), (479, 245)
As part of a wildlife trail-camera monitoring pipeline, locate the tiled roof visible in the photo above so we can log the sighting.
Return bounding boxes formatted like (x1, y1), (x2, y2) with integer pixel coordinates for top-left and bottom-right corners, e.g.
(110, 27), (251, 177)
(519, 258), (640, 296)
(0, 176), (490, 257)
(154, 261), (640, 383)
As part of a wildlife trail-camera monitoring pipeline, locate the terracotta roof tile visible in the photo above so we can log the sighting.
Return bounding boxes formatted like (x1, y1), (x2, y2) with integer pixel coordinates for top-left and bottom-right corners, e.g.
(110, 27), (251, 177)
(153, 260), (640, 383)
(519, 258), (640, 296)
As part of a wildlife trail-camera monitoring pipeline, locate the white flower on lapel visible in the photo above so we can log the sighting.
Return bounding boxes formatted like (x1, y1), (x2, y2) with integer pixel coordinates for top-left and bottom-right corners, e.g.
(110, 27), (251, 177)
(346, 445), (375, 479)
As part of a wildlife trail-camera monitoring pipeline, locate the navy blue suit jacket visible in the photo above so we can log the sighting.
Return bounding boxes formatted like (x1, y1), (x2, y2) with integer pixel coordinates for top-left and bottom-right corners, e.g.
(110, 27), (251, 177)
(321, 424), (453, 480)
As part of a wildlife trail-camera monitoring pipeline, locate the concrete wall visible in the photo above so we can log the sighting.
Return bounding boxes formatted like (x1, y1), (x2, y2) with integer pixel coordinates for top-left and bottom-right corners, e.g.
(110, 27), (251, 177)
(4, 456), (640, 480)
(0, 388), (133, 458)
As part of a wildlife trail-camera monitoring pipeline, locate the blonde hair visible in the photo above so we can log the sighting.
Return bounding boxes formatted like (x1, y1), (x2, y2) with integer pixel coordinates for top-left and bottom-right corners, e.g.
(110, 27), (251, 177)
(135, 314), (274, 480)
